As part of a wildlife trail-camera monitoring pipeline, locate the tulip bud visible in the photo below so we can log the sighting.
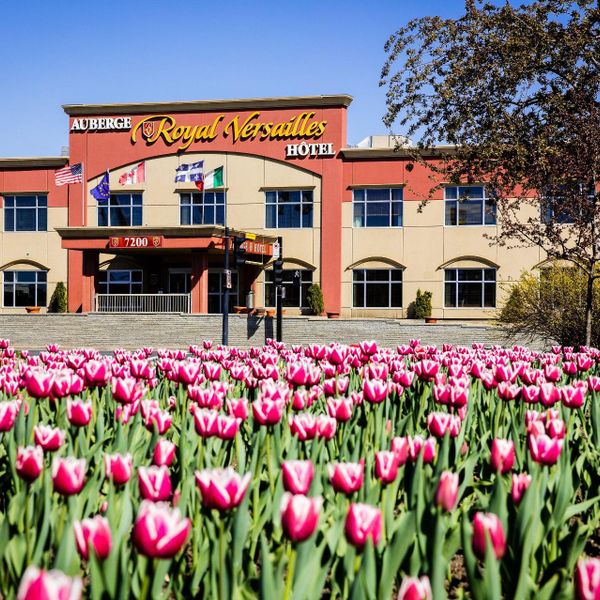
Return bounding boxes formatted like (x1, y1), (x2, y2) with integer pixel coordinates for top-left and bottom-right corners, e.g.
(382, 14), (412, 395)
(17, 566), (82, 600)
(195, 467), (251, 511)
(575, 557), (600, 600)
(16, 446), (44, 483)
(73, 515), (112, 560)
(397, 575), (432, 600)
(435, 471), (459, 512)
(471, 512), (506, 560)
(34, 425), (66, 452)
(133, 501), (191, 558)
(66, 399), (93, 427)
(0, 401), (18, 432)
(52, 456), (86, 496)
(345, 502), (382, 548)
(104, 453), (133, 485)
(281, 460), (314, 495)
(375, 451), (400, 485)
(510, 473), (532, 504)
(280, 493), (322, 543)
(138, 466), (172, 502)
(528, 434), (563, 465)
(328, 461), (364, 495)
(152, 439), (176, 467)
(490, 439), (515, 474)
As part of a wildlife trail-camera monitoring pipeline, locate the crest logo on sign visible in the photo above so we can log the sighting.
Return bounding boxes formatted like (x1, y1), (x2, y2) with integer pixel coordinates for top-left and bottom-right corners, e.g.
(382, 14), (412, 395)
(142, 121), (155, 139)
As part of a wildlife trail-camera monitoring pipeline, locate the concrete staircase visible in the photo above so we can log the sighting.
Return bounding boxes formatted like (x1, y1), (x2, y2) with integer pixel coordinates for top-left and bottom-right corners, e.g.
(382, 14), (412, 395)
(0, 313), (546, 352)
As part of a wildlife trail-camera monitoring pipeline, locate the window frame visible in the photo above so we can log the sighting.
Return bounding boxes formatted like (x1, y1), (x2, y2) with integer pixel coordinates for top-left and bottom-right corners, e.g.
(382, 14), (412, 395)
(540, 183), (595, 225)
(97, 194), (143, 227)
(264, 269), (313, 308)
(179, 191), (226, 226)
(444, 268), (497, 308)
(97, 269), (144, 294)
(3, 194), (48, 232)
(207, 269), (239, 313)
(352, 268), (403, 309)
(3, 270), (48, 307)
(444, 186), (496, 227)
(265, 190), (314, 229)
(352, 188), (403, 228)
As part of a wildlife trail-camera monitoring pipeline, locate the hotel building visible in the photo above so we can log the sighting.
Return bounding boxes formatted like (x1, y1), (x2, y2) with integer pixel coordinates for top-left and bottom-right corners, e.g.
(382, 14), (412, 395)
(0, 95), (543, 318)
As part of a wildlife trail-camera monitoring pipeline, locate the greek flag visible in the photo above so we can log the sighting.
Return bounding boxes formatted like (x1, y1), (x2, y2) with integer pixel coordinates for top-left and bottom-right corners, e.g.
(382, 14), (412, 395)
(175, 161), (204, 183)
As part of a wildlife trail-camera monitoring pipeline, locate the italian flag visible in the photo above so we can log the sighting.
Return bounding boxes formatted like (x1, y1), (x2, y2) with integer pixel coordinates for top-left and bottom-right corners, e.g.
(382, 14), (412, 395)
(198, 166), (224, 191)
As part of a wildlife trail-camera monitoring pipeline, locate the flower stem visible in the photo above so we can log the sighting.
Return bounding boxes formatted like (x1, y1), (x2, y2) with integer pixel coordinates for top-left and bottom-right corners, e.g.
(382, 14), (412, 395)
(219, 517), (226, 600)
(265, 430), (274, 494)
(24, 484), (31, 563)
(283, 543), (297, 600)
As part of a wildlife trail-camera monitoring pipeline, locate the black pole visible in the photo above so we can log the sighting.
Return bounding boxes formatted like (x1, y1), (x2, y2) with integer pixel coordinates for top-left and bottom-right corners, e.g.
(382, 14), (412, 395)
(276, 236), (283, 342)
(222, 227), (230, 346)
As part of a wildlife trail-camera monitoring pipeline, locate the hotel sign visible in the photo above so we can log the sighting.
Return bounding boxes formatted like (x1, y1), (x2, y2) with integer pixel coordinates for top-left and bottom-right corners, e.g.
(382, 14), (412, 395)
(109, 236), (163, 249)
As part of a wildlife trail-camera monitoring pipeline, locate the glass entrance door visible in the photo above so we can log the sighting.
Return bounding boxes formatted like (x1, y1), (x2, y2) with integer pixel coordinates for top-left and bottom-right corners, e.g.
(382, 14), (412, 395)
(168, 269), (191, 294)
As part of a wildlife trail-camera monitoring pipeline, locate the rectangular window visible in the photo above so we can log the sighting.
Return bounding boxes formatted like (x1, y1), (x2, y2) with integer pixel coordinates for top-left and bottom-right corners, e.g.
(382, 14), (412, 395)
(207, 271), (238, 313)
(352, 269), (402, 308)
(180, 192), (225, 226)
(265, 190), (313, 229)
(541, 183), (595, 224)
(98, 194), (143, 227)
(97, 270), (143, 294)
(444, 186), (496, 226)
(3, 270), (47, 307)
(265, 269), (313, 308)
(444, 268), (496, 308)
(353, 188), (403, 227)
(4, 195), (47, 232)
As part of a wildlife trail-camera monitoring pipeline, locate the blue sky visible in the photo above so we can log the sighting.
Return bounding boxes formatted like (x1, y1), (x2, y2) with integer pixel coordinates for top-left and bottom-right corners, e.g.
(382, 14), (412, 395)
(0, 0), (464, 156)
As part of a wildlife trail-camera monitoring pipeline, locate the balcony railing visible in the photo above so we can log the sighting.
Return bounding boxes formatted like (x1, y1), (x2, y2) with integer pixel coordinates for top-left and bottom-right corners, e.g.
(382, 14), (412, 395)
(93, 294), (192, 313)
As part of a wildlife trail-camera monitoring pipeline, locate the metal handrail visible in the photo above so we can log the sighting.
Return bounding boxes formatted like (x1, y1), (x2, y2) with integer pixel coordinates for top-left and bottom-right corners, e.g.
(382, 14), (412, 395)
(93, 293), (192, 313)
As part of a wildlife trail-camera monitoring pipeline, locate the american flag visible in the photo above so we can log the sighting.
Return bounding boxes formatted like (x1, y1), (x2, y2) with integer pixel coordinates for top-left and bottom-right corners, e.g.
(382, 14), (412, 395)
(55, 163), (83, 186)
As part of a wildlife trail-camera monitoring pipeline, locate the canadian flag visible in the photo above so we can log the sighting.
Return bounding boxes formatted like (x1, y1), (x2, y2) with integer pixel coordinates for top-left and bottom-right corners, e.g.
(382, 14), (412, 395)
(119, 162), (145, 185)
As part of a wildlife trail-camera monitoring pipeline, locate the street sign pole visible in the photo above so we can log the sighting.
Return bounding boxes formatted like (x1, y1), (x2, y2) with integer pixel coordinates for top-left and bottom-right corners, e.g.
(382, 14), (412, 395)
(276, 236), (283, 342)
(222, 227), (230, 346)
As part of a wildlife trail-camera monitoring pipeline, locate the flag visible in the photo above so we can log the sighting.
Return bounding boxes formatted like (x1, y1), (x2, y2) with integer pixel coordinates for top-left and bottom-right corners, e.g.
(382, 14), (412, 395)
(119, 162), (145, 185)
(197, 166), (224, 191)
(174, 161), (204, 183)
(91, 171), (110, 203)
(55, 163), (83, 186)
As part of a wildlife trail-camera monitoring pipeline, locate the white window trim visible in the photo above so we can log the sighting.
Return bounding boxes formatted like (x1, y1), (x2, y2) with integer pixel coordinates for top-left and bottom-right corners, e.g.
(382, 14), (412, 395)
(2, 270), (48, 307)
(264, 190), (314, 230)
(3, 194), (48, 233)
(179, 191), (226, 226)
(352, 188), (404, 229)
(352, 268), (403, 309)
(443, 268), (497, 309)
(443, 185), (496, 228)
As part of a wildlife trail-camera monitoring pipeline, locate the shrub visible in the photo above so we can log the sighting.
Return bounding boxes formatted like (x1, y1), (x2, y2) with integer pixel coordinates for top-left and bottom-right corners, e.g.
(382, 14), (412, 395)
(413, 289), (432, 319)
(48, 281), (67, 313)
(306, 284), (324, 315)
(498, 266), (600, 347)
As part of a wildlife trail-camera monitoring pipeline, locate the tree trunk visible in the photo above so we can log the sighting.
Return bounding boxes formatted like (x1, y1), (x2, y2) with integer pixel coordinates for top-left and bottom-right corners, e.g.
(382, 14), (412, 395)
(585, 273), (594, 347)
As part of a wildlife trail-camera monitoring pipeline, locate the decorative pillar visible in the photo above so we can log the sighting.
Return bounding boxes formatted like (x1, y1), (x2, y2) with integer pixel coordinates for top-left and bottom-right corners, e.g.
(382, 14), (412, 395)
(191, 252), (209, 313)
(67, 250), (84, 313)
(82, 251), (98, 313)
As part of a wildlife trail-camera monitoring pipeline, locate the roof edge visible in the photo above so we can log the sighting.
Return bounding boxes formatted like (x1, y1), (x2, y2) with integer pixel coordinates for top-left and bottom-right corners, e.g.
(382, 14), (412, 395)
(0, 157), (69, 168)
(341, 146), (458, 159)
(62, 95), (354, 116)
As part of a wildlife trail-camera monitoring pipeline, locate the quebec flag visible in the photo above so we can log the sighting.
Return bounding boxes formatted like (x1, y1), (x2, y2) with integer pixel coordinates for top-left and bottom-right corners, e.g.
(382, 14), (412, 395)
(175, 161), (204, 183)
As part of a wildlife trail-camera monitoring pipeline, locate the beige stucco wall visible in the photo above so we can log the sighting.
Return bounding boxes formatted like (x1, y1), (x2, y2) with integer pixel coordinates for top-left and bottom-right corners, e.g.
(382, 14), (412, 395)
(0, 207), (68, 313)
(341, 196), (544, 319)
(87, 153), (321, 311)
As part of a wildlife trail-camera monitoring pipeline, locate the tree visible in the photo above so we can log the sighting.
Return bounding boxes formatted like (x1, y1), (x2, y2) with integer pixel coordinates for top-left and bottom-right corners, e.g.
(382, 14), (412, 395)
(48, 281), (68, 313)
(498, 266), (600, 347)
(381, 0), (600, 345)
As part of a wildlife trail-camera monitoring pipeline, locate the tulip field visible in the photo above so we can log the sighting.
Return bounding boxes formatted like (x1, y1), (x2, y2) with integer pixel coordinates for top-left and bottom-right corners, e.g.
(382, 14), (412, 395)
(3, 338), (600, 598)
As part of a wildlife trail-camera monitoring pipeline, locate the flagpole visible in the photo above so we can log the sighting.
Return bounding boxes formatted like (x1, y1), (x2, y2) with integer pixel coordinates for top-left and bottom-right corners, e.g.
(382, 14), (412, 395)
(221, 158), (229, 346)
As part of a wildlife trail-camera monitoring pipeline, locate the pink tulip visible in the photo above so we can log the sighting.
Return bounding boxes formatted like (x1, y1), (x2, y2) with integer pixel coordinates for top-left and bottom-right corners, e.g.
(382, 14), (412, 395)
(408, 436), (437, 464)
(575, 557), (600, 600)
(561, 385), (586, 408)
(34, 425), (66, 452)
(67, 399), (92, 427)
(138, 466), (172, 501)
(471, 512), (506, 560)
(490, 439), (515, 474)
(328, 460), (364, 495)
(195, 467), (251, 511)
(17, 566), (82, 600)
(16, 446), (44, 482)
(316, 415), (337, 440)
(362, 378), (389, 403)
(192, 407), (219, 437)
(539, 382), (560, 406)
(413, 360), (439, 380)
(74, 515), (112, 560)
(345, 503), (382, 548)
(436, 471), (459, 512)
(216, 414), (241, 440)
(83, 360), (110, 387)
(326, 396), (354, 421)
(528, 434), (563, 465)
(153, 439), (176, 467)
(104, 453), (133, 485)
(111, 376), (144, 404)
(52, 456), (86, 496)
(375, 451), (400, 484)
(0, 401), (18, 431)
(511, 473), (532, 504)
(427, 412), (461, 438)
(24, 370), (53, 399)
(280, 492), (322, 543)
(226, 397), (249, 420)
(281, 460), (314, 495)
(391, 436), (409, 465)
(252, 396), (286, 425)
(145, 409), (172, 435)
(397, 575), (433, 600)
(289, 413), (317, 440)
(133, 500), (191, 558)
(546, 418), (566, 439)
